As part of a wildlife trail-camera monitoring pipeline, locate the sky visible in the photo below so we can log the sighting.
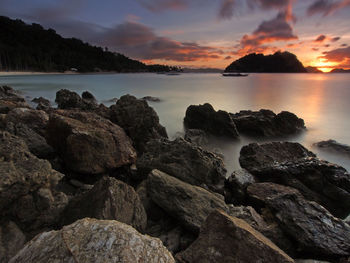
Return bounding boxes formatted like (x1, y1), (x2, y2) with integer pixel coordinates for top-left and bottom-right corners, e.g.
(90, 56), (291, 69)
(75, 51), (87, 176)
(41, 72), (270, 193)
(0, 0), (350, 71)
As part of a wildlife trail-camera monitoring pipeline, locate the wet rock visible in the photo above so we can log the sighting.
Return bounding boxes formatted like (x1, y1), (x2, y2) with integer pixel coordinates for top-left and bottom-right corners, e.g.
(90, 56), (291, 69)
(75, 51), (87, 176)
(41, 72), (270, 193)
(61, 176), (147, 232)
(184, 103), (239, 138)
(176, 210), (294, 263)
(109, 94), (167, 153)
(224, 169), (255, 205)
(146, 170), (228, 233)
(247, 182), (350, 258)
(81, 91), (97, 102)
(55, 89), (98, 110)
(0, 86), (31, 113)
(31, 97), (51, 111)
(230, 109), (305, 137)
(138, 138), (227, 193)
(46, 110), (136, 175)
(239, 142), (315, 172)
(142, 96), (161, 102)
(10, 218), (175, 263)
(315, 139), (350, 157)
(0, 221), (26, 263)
(184, 128), (209, 147)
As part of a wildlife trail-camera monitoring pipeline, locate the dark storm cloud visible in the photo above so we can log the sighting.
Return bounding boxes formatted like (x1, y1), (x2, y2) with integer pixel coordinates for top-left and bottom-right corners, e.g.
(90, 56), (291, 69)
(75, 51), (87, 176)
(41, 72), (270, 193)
(99, 21), (223, 62)
(307, 0), (350, 16)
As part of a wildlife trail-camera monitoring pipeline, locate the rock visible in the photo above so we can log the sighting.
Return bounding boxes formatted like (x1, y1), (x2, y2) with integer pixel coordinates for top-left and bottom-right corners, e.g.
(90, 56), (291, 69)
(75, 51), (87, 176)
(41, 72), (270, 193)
(247, 182), (350, 258)
(0, 221), (26, 263)
(184, 103), (239, 138)
(315, 139), (350, 157)
(61, 177), (147, 232)
(46, 110), (136, 175)
(0, 131), (67, 234)
(146, 170), (228, 233)
(142, 96), (161, 102)
(295, 260), (331, 263)
(176, 210), (294, 263)
(82, 91), (97, 102)
(31, 97), (51, 108)
(109, 94), (168, 153)
(138, 138), (227, 193)
(55, 89), (98, 110)
(224, 169), (255, 205)
(10, 218), (175, 263)
(230, 109), (305, 137)
(0, 86), (30, 113)
(184, 128), (209, 147)
(239, 142), (316, 172)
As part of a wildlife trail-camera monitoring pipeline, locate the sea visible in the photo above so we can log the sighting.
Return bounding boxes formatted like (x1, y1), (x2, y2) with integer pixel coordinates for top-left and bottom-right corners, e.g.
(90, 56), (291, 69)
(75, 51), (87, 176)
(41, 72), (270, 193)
(1, 72), (350, 173)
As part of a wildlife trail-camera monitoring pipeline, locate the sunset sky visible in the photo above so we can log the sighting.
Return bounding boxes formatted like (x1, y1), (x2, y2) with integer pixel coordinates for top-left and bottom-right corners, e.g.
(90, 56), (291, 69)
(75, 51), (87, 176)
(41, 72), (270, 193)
(1, 0), (349, 71)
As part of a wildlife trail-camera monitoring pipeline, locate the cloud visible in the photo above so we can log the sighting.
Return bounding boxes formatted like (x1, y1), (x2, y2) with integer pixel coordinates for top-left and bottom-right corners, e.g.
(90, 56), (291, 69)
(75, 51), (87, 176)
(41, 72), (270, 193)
(314, 34), (327, 42)
(307, 0), (350, 16)
(136, 0), (187, 12)
(99, 21), (223, 62)
(321, 46), (350, 62)
(331, 36), (341, 42)
(219, 0), (236, 20)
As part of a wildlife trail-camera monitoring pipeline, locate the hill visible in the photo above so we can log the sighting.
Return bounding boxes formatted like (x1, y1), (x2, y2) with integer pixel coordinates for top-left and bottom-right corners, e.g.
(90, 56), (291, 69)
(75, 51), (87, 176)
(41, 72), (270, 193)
(305, 66), (323, 73)
(225, 51), (307, 73)
(0, 16), (176, 73)
(330, 68), (350, 73)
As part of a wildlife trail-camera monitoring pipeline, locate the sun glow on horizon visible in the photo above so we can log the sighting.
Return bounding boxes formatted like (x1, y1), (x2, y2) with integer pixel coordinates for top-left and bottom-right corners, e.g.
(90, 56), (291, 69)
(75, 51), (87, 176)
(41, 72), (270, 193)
(309, 58), (339, 73)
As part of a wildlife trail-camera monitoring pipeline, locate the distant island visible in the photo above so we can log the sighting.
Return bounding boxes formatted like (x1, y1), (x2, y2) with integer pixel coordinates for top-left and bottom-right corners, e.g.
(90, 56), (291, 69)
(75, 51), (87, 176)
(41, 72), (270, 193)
(330, 68), (350, 73)
(0, 16), (178, 73)
(305, 66), (323, 73)
(225, 51), (307, 73)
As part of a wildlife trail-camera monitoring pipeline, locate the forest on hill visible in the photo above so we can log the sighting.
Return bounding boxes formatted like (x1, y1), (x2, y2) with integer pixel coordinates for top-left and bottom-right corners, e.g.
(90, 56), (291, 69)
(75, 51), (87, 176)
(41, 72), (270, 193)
(0, 16), (176, 73)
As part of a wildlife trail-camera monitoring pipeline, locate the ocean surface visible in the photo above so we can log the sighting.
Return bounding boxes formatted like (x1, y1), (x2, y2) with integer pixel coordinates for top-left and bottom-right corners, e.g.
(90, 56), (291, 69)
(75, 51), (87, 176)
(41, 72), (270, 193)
(1, 72), (350, 173)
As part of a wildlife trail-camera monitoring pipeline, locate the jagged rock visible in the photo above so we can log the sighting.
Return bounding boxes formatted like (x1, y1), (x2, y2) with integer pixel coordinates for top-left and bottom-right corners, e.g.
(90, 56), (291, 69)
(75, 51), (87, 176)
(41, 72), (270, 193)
(184, 128), (209, 147)
(230, 109), (305, 137)
(109, 94), (167, 153)
(146, 170), (228, 233)
(247, 182), (350, 258)
(9, 218), (175, 263)
(31, 97), (51, 111)
(138, 138), (226, 193)
(0, 131), (67, 235)
(184, 103), (239, 138)
(61, 177), (147, 232)
(55, 89), (98, 110)
(239, 142), (315, 172)
(224, 169), (255, 205)
(176, 210), (294, 263)
(47, 110), (136, 175)
(315, 139), (350, 157)
(0, 221), (26, 263)
(142, 96), (161, 102)
(0, 86), (30, 113)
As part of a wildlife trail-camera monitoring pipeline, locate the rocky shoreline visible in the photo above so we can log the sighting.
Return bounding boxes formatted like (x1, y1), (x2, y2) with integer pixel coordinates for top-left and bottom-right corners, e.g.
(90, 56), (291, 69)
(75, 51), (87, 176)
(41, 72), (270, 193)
(1, 85), (349, 263)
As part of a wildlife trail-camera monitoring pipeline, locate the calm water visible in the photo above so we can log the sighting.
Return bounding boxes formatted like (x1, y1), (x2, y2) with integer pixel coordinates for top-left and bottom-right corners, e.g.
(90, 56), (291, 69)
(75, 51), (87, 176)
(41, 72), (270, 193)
(1, 73), (350, 173)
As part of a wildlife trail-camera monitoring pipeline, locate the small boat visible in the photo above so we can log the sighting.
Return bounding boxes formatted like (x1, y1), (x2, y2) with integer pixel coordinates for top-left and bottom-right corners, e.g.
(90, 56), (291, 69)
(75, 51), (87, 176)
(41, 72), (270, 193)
(222, 72), (248, 77)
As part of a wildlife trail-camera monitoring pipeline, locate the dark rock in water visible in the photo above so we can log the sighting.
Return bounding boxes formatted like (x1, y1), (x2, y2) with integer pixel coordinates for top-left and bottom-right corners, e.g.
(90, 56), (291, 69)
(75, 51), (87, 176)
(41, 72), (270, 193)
(9, 218), (175, 263)
(184, 128), (209, 147)
(81, 91), (96, 101)
(142, 96), (161, 102)
(0, 132), (67, 236)
(31, 97), (50, 107)
(109, 94), (168, 153)
(247, 182), (350, 258)
(230, 109), (305, 137)
(176, 210), (294, 263)
(224, 169), (255, 205)
(184, 103), (239, 138)
(137, 138), (226, 193)
(146, 170), (228, 233)
(55, 89), (98, 110)
(0, 86), (31, 113)
(47, 110), (136, 175)
(61, 176), (147, 232)
(239, 142), (316, 172)
(315, 139), (350, 157)
(0, 221), (26, 263)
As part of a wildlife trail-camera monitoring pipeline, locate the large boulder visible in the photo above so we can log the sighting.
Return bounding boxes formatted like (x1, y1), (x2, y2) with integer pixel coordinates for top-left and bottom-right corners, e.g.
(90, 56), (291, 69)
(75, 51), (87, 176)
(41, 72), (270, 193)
(230, 109), (305, 137)
(176, 210), (294, 263)
(109, 94), (168, 153)
(61, 177), (147, 232)
(0, 131), (67, 235)
(315, 139), (350, 157)
(10, 218), (175, 263)
(0, 221), (26, 263)
(239, 142), (316, 172)
(138, 138), (227, 193)
(146, 170), (228, 233)
(46, 110), (136, 175)
(55, 89), (99, 110)
(0, 86), (31, 113)
(224, 169), (255, 205)
(184, 103), (239, 138)
(247, 183), (350, 258)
